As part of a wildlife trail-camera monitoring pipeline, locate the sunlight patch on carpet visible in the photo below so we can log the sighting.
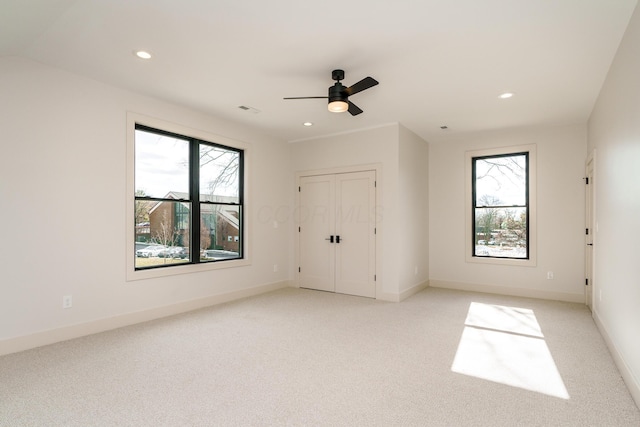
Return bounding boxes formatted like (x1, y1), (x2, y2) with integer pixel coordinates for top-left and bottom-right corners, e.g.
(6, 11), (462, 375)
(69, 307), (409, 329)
(451, 302), (570, 399)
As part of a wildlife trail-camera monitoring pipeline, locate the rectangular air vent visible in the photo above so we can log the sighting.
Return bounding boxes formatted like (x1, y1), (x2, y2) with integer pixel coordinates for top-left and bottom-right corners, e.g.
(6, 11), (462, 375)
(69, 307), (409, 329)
(237, 105), (261, 114)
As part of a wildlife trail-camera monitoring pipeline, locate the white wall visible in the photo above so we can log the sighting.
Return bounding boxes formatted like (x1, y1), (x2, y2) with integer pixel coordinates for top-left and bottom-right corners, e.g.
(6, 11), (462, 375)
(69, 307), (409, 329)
(587, 3), (640, 406)
(429, 124), (587, 302)
(0, 57), (292, 353)
(398, 125), (429, 294)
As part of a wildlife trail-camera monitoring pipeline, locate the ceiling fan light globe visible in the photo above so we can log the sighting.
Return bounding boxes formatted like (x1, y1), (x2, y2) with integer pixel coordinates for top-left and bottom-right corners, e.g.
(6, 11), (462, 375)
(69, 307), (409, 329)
(328, 100), (348, 113)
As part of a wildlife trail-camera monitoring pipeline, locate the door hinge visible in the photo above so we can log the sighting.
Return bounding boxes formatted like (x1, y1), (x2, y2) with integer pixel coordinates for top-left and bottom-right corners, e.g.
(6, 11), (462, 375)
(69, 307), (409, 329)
(299, 267), (301, 273)
(299, 186), (301, 192)
(374, 274), (377, 281)
(374, 228), (376, 235)
(584, 177), (589, 185)
(299, 226), (301, 232)
(586, 278), (589, 286)
(586, 228), (589, 235)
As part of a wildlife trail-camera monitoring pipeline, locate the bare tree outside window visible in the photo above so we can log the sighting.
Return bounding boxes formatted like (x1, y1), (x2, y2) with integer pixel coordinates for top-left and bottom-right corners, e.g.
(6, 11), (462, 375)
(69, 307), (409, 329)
(199, 218), (212, 254)
(134, 190), (151, 224)
(200, 145), (240, 200)
(151, 210), (176, 246)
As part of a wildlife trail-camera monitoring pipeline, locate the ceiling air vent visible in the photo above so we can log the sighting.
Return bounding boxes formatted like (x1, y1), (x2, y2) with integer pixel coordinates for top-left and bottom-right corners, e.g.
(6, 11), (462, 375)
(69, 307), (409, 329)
(238, 105), (260, 114)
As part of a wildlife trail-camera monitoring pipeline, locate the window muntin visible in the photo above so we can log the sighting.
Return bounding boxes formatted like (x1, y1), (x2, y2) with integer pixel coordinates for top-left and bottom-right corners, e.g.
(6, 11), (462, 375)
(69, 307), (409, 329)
(472, 152), (529, 260)
(134, 124), (243, 270)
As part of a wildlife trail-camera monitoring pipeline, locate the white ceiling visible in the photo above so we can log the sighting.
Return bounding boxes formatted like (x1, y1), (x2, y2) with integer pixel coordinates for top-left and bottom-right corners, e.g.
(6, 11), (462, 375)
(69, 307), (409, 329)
(1, 0), (637, 143)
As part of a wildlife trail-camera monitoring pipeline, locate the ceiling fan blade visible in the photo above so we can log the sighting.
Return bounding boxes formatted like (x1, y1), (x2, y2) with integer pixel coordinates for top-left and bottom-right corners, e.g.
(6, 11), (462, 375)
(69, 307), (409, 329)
(345, 76), (379, 96)
(348, 101), (363, 116)
(283, 96), (328, 100)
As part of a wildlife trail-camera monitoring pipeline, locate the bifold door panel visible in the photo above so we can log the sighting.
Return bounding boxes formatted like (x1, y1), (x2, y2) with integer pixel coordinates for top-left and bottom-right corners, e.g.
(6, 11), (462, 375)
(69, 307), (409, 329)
(298, 171), (376, 298)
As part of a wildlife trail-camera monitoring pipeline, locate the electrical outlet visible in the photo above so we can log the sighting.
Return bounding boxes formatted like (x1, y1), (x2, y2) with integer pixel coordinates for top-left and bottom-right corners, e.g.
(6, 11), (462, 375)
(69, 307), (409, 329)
(273, 264), (278, 272)
(63, 295), (72, 309)
(547, 271), (554, 280)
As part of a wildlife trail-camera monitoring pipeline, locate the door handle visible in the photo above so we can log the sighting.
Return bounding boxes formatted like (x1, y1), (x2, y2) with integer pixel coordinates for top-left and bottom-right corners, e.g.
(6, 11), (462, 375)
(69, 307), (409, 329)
(325, 235), (334, 243)
(587, 243), (593, 246)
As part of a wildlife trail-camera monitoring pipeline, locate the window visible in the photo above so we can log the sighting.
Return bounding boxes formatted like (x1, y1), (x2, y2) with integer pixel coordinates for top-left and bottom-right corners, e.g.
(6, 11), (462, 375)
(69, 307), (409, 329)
(133, 123), (244, 271)
(473, 152), (528, 258)
(465, 145), (536, 266)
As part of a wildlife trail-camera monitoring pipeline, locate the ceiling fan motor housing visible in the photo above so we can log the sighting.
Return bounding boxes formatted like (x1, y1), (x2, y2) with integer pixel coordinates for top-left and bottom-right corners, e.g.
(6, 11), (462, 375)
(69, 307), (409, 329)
(329, 82), (348, 103)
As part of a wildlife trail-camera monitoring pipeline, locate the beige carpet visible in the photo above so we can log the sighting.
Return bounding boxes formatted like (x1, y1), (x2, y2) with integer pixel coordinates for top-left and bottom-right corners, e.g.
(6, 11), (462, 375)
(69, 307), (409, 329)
(1, 287), (639, 426)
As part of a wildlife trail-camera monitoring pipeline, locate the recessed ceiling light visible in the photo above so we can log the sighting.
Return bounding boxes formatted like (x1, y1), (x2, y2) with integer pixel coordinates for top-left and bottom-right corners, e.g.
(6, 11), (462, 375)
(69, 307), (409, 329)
(135, 50), (152, 60)
(499, 92), (514, 99)
(303, 122), (313, 127)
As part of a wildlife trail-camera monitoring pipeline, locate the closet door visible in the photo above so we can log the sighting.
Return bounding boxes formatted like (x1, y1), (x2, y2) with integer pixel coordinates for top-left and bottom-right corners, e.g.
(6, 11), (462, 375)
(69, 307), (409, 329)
(298, 174), (336, 292)
(298, 171), (376, 298)
(335, 171), (376, 298)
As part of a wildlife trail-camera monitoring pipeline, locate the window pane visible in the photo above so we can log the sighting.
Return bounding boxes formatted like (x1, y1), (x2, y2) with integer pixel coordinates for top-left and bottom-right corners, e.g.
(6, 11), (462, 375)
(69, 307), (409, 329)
(135, 129), (190, 198)
(201, 204), (241, 261)
(474, 207), (527, 258)
(200, 144), (240, 204)
(475, 154), (526, 207)
(135, 200), (191, 268)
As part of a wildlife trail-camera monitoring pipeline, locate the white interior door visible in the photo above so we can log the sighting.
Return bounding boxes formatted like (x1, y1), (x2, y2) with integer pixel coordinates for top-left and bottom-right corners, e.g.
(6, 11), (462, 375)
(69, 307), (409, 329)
(585, 153), (595, 311)
(298, 174), (335, 292)
(298, 170), (376, 298)
(335, 171), (376, 298)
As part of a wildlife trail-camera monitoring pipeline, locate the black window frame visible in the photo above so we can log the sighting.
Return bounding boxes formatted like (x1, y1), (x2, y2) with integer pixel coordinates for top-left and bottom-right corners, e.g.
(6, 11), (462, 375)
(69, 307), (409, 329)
(471, 151), (529, 260)
(134, 123), (244, 270)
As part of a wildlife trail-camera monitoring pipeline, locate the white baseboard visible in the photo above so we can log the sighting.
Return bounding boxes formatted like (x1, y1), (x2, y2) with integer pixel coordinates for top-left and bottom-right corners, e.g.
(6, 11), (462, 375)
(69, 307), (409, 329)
(0, 280), (291, 357)
(429, 279), (585, 303)
(593, 309), (640, 409)
(399, 280), (429, 301)
(377, 281), (429, 302)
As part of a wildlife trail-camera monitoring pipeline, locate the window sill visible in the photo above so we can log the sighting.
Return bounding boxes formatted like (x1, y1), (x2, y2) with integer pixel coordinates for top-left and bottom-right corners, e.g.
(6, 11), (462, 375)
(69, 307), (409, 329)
(465, 254), (536, 267)
(126, 258), (250, 281)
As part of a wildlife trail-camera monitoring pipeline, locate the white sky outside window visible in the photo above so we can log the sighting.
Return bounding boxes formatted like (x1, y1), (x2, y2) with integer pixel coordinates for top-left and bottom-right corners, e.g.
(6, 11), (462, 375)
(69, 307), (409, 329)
(475, 155), (526, 206)
(135, 130), (238, 199)
(135, 130), (189, 198)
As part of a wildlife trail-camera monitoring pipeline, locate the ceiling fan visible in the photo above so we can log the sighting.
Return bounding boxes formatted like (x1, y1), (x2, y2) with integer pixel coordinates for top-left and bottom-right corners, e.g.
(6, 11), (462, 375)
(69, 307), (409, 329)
(284, 69), (379, 116)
